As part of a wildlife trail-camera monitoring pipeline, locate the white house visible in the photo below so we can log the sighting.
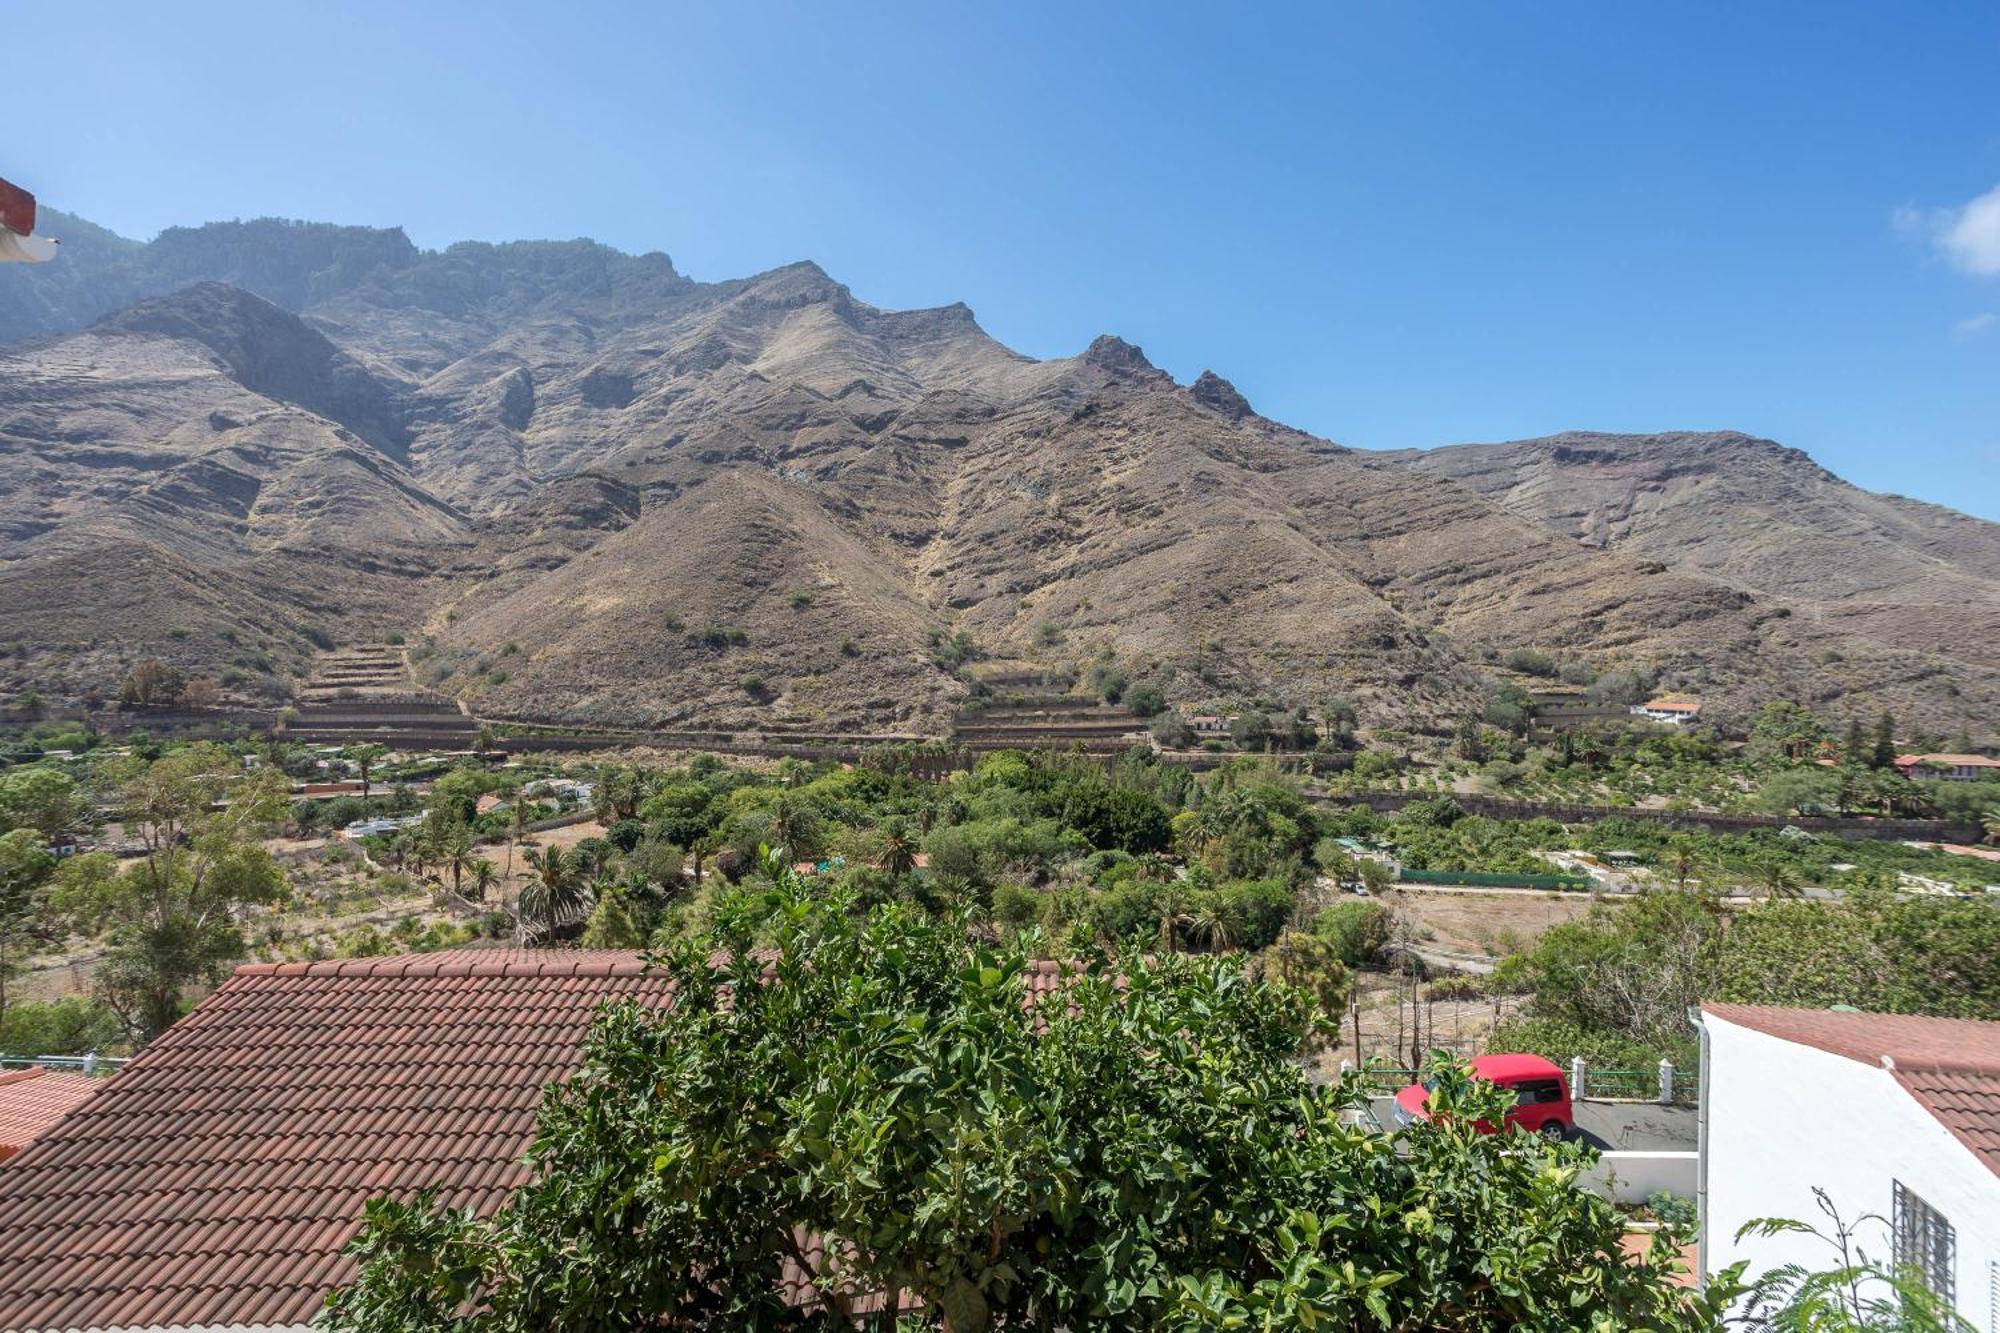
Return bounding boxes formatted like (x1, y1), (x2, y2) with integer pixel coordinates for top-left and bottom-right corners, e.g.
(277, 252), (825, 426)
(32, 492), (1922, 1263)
(1630, 692), (1703, 725)
(1895, 753), (2000, 783)
(1697, 1004), (2000, 1327)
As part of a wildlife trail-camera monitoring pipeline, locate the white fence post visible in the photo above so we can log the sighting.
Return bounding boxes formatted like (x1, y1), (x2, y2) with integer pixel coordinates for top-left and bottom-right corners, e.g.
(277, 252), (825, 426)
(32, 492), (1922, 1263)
(1570, 1055), (1587, 1102)
(1658, 1059), (1674, 1105)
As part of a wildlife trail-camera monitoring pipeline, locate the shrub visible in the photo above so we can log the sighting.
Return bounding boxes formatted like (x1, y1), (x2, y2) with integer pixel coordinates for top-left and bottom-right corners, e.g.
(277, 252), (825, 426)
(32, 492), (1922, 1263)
(788, 592), (813, 610)
(0, 997), (124, 1056)
(1648, 1190), (1697, 1228)
(1501, 647), (1557, 677)
(991, 882), (1044, 930)
(1212, 879), (1294, 951)
(1124, 684), (1166, 717)
(1315, 900), (1394, 968)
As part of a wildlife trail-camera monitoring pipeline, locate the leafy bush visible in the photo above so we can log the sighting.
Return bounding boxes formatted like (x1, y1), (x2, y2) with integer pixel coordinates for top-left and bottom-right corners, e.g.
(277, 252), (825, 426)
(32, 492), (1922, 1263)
(0, 997), (124, 1056)
(1123, 683), (1166, 717)
(1315, 899), (1393, 968)
(1212, 878), (1294, 951)
(1501, 647), (1558, 677)
(1648, 1190), (1697, 1228)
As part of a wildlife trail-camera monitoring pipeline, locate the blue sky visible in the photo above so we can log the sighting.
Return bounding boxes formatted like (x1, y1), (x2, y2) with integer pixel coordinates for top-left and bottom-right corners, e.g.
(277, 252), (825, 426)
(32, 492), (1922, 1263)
(8, 2), (1999, 517)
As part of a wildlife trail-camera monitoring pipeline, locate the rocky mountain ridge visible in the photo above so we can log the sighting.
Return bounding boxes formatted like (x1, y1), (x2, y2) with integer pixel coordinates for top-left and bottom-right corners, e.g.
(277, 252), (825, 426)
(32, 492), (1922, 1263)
(1, 213), (1994, 739)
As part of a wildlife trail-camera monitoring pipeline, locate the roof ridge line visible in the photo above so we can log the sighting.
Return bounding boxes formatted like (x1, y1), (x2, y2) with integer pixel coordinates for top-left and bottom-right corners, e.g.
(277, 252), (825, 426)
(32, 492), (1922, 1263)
(231, 951), (652, 981)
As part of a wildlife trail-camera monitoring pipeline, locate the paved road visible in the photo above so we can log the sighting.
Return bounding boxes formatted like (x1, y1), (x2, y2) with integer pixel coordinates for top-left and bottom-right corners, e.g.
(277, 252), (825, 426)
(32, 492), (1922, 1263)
(1366, 1097), (1697, 1150)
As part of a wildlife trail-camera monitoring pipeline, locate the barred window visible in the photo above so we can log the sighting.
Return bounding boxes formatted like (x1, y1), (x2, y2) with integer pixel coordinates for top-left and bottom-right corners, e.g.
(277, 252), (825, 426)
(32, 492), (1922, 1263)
(1892, 1180), (1955, 1308)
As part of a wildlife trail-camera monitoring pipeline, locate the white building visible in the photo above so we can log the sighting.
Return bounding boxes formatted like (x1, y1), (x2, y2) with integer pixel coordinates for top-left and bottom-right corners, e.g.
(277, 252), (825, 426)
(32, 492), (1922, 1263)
(1895, 753), (2000, 783)
(1697, 1004), (2000, 1327)
(1630, 692), (1703, 726)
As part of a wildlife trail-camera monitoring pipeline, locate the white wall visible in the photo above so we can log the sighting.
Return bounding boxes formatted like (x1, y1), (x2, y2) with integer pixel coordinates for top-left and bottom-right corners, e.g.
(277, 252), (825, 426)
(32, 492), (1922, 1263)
(1703, 1012), (2000, 1329)
(1581, 1150), (1698, 1205)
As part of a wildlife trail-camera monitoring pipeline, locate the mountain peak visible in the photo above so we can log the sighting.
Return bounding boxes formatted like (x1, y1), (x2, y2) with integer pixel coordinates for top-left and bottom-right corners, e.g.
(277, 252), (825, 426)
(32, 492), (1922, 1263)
(1081, 334), (1156, 374)
(1190, 369), (1252, 421)
(95, 281), (408, 455)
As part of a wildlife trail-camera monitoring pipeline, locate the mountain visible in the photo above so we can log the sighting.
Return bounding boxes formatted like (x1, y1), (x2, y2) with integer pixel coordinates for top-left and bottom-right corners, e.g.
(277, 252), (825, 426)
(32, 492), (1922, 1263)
(2, 214), (1995, 738)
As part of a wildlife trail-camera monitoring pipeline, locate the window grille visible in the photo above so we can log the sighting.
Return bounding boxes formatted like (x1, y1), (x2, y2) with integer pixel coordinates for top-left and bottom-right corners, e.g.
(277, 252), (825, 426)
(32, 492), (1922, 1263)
(1892, 1180), (1955, 1309)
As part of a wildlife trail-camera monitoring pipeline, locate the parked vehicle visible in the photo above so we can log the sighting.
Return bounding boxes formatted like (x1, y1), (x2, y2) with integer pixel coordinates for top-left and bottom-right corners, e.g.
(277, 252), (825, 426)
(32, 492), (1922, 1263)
(1391, 1053), (1575, 1141)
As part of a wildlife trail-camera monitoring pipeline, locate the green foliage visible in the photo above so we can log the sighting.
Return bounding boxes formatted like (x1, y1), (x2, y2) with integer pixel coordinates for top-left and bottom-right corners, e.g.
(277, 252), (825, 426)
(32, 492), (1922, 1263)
(0, 766), (90, 842)
(1210, 878), (1293, 951)
(1314, 899), (1393, 968)
(47, 745), (290, 1041)
(1739, 1189), (1975, 1332)
(1500, 647), (1558, 677)
(1648, 1191), (1697, 1229)
(579, 890), (645, 949)
(0, 995), (125, 1056)
(1123, 683), (1166, 717)
(323, 864), (1722, 1331)
(1503, 887), (2000, 1064)
(1748, 700), (1830, 763)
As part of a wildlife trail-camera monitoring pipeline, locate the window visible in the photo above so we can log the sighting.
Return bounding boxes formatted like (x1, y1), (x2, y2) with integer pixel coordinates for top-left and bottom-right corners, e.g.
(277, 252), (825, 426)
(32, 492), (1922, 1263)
(1511, 1080), (1565, 1106)
(1893, 1180), (1955, 1308)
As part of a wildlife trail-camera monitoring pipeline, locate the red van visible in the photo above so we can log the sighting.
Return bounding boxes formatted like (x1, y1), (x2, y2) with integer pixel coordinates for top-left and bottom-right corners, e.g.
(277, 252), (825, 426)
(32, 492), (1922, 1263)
(1391, 1053), (1575, 1141)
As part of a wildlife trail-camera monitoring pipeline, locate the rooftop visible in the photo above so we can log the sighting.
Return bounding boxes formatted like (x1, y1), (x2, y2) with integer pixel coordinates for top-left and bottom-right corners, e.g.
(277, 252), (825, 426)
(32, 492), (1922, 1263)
(0, 950), (1090, 1333)
(1637, 693), (1702, 713)
(1894, 752), (2000, 768)
(0, 950), (675, 1333)
(1703, 1004), (2000, 1176)
(0, 1069), (101, 1162)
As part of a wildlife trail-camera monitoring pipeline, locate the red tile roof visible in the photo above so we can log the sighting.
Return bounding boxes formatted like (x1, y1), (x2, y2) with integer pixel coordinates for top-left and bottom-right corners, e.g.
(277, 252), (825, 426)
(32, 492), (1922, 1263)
(0, 951), (672, 1333)
(0, 952), (1093, 1332)
(1703, 1004), (2000, 1176)
(0, 1070), (101, 1163)
(1894, 752), (2000, 770)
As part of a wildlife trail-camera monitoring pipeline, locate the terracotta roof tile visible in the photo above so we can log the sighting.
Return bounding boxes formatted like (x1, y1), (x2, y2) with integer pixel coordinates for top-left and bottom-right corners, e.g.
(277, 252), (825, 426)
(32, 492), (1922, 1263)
(0, 950), (671, 1333)
(1703, 1003), (2000, 1176)
(0, 1070), (102, 1162)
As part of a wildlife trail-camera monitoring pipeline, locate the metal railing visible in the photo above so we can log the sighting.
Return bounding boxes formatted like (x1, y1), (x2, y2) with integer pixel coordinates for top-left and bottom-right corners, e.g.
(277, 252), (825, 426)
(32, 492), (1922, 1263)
(0, 1053), (129, 1076)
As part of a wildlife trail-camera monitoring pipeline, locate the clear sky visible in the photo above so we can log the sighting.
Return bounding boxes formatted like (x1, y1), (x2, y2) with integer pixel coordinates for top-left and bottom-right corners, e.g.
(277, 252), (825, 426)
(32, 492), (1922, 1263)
(7, 1), (1999, 518)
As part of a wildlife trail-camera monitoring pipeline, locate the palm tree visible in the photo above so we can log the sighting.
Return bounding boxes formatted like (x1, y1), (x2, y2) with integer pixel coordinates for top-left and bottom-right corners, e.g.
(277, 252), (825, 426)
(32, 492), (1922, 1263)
(1665, 839), (1700, 894)
(1185, 904), (1235, 953)
(879, 819), (918, 879)
(438, 824), (476, 901)
(1751, 859), (1802, 900)
(1154, 886), (1191, 953)
(521, 845), (587, 942)
(470, 858), (498, 904)
(349, 743), (388, 804)
(766, 794), (821, 862)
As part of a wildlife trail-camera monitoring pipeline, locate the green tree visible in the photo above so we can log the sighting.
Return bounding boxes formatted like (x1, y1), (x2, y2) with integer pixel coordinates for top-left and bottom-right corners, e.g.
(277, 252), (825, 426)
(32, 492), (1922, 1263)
(349, 743), (389, 803)
(877, 817), (919, 879)
(0, 828), (58, 1024)
(49, 746), (289, 1040)
(578, 889), (644, 949)
(1870, 712), (1898, 770)
(323, 861), (1725, 1331)
(0, 767), (90, 844)
(1749, 700), (1828, 763)
(520, 845), (586, 943)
